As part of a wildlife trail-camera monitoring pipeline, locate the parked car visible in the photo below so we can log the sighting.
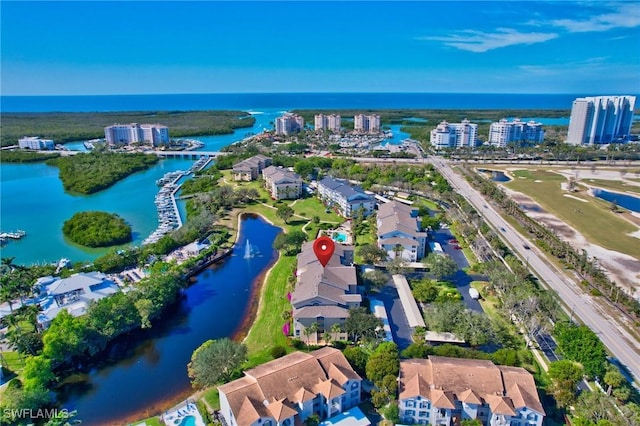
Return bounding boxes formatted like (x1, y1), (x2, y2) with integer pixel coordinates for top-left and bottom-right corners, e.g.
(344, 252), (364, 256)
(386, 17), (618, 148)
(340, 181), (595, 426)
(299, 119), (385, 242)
(453, 245), (462, 250)
(469, 288), (480, 300)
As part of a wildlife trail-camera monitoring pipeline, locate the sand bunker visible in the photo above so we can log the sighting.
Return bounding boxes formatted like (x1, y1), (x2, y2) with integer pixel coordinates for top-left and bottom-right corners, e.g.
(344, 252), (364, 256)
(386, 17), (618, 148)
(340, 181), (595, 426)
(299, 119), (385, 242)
(563, 194), (588, 203)
(504, 188), (640, 295)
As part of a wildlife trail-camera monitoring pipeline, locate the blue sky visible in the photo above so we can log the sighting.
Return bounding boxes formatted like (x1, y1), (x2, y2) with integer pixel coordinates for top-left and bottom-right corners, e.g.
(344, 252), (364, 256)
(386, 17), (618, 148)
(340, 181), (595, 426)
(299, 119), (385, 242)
(1, 1), (639, 95)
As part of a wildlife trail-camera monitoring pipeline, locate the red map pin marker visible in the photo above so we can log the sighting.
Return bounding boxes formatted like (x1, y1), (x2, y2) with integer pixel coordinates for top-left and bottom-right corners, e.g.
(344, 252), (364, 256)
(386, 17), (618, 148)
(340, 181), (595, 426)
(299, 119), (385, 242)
(313, 236), (335, 267)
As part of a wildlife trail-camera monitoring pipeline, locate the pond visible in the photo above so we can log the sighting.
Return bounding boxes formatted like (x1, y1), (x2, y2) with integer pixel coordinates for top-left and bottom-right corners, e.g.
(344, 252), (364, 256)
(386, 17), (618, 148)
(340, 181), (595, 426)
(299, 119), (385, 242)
(478, 169), (511, 182)
(56, 214), (281, 425)
(591, 188), (640, 213)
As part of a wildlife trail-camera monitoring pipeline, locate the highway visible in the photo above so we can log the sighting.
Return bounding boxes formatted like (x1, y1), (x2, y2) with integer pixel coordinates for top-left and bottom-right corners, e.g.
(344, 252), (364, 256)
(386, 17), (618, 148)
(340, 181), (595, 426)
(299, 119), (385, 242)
(351, 155), (640, 383)
(432, 158), (640, 385)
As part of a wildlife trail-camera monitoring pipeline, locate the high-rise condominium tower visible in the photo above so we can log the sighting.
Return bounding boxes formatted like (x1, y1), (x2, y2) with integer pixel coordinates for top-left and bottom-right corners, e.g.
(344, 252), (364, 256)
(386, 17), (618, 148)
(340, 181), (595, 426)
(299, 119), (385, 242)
(566, 96), (635, 145)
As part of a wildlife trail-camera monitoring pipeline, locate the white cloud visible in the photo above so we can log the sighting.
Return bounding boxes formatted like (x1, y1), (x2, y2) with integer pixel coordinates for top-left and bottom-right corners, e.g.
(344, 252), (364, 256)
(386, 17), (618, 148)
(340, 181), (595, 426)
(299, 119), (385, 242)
(550, 3), (640, 33)
(420, 28), (558, 53)
(518, 57), (611, 75)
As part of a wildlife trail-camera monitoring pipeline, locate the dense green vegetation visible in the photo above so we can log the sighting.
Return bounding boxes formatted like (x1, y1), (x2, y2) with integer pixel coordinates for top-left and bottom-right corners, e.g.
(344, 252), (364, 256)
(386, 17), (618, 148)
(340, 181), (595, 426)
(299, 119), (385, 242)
(46, 151), (158, 194)
(62, 211), (132, 247)
(0, 110), (255, 146)
(188, 339), (248, 388)
(554, 322), (608, 379)
(0, 150), (61, 163)
(291, 108), (571, 126)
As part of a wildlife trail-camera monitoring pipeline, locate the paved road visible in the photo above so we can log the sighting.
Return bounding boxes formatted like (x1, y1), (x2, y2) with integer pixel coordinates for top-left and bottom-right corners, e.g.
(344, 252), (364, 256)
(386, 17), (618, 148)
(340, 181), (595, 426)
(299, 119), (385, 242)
(431, 158), (640, 386)
(376, 284), (414, 350)
(432, 229), (484, 313)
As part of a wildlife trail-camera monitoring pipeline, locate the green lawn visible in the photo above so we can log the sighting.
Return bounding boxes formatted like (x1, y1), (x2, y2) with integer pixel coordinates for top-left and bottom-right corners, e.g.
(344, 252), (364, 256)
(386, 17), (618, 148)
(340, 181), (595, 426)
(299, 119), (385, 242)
(203, 387), (220, 411)
(291, 197), (342, 223)
(505, 169), (640, 259)
(415, 198), (442, 212)
(243, 255), (297, 365)
(130, 416), (162, 426)
(0, 351), (25, 373)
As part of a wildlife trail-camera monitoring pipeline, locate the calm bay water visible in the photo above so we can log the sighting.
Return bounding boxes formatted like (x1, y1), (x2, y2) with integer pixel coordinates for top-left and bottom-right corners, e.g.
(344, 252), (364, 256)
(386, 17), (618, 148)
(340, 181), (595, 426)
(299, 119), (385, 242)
(57, 214), (280, 425)
(0, 92), (589, 113)
(0, 111), (280, 265)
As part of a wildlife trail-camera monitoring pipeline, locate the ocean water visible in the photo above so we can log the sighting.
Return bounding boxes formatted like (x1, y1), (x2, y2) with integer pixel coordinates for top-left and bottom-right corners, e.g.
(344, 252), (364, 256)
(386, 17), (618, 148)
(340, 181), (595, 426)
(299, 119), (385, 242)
(0, 92), (593, 113)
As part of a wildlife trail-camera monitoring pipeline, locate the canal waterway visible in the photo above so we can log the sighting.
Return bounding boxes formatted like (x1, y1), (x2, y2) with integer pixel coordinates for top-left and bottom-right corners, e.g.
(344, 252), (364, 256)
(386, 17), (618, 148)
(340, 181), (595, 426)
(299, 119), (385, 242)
(57, 214), (281, 425)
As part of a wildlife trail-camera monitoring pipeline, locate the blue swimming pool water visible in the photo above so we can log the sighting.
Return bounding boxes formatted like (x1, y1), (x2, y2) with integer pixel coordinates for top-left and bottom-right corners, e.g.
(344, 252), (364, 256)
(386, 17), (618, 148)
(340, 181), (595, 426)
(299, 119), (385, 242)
(333, 232), (347, 242)
(180, 415), (196, 426)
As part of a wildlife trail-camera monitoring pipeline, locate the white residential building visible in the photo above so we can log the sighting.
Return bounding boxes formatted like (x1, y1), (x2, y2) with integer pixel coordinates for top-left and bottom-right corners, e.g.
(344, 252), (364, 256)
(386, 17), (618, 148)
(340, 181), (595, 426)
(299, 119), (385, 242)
(317, 176), (375, 218)
(36, 272), (120, 328)
(377, 201), (427, 262)
(262, 166), (303, 200)
(104, 123), (169, 146)
(430, 120), (477, 150)
(566, 96), (636, 145)
(488, 119), (545, 147)
(354, 114), (381, 133)
(218, 347), (362, 426)
(18, 136), (55, 150)
(315, 114), (341, 132)
(399, 357), (545, 426)
(275, 113), (305, 135)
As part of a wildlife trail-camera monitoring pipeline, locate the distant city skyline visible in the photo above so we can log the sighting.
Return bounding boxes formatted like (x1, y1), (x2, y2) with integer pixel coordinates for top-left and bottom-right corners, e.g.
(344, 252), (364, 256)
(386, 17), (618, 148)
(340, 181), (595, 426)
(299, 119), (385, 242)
(1, 1), (639, 96)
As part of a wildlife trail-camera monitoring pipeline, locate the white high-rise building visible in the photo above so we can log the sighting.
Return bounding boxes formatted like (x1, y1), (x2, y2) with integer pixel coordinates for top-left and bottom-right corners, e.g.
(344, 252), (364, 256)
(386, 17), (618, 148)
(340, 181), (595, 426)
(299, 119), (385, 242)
(104, 123), (169, 146)
(489, 118), (545, 147)
(314, 114), (341, 132)
(18, 136), (55, 150)
(566, 96), (635, 145)
(275, 113), (304, 135)
(354, 114), (381, 133)
(430, 119), (477, 150)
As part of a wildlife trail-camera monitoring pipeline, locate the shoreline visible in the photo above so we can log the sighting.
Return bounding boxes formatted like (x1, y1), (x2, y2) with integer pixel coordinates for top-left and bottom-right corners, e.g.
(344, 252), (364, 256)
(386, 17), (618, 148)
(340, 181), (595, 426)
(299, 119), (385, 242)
(99, 211), (283, 425)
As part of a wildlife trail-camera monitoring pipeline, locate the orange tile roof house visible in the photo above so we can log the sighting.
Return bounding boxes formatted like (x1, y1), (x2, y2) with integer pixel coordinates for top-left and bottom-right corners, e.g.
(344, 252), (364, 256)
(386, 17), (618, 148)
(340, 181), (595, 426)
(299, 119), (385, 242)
(398, 356), (544, 426)
(218, 347), (362, 426)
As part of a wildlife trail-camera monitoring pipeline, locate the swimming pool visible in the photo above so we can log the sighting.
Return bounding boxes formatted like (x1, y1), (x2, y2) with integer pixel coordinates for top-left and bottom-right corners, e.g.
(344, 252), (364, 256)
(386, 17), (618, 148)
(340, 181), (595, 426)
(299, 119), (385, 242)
(332, 232), (347, 243)
(179, 415), (196, 426)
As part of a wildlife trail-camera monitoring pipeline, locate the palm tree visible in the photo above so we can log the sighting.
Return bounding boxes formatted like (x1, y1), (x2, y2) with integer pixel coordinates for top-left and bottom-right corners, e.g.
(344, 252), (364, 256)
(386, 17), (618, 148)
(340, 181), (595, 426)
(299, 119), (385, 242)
(308, 322), (319, 345)
(393, 244), (404, 260)
(331, 323), (342, 341)
(0, 275), (19, 315)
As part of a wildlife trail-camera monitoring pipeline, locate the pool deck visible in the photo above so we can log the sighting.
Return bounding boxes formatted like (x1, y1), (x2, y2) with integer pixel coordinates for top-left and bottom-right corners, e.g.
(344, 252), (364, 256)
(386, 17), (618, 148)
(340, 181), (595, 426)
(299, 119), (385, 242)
(162, 399), (206, 426)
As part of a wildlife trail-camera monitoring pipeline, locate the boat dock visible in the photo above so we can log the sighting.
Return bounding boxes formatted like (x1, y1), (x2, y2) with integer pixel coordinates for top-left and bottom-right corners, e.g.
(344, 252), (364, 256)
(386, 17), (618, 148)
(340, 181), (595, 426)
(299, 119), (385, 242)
(0, 230), (26, 244)
(142, 157), (213, 245)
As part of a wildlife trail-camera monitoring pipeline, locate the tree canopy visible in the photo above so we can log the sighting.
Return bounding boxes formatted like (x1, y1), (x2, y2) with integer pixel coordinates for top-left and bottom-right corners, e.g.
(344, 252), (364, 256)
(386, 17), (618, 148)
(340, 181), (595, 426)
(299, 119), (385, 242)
(63, 211), (132, 247)
(344, 307), (383, 343)
(46, 152), (158, 194)
(424, 252), (458, 280)
(188, 338), (247, 388)
(554, 322), (607, 379)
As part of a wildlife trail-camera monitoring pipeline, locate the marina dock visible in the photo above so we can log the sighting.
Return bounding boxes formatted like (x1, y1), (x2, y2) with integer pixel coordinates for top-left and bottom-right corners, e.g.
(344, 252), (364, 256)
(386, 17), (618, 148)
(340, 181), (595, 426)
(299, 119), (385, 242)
(0, 230), (26, 245)
(142, 157), (212, 245)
